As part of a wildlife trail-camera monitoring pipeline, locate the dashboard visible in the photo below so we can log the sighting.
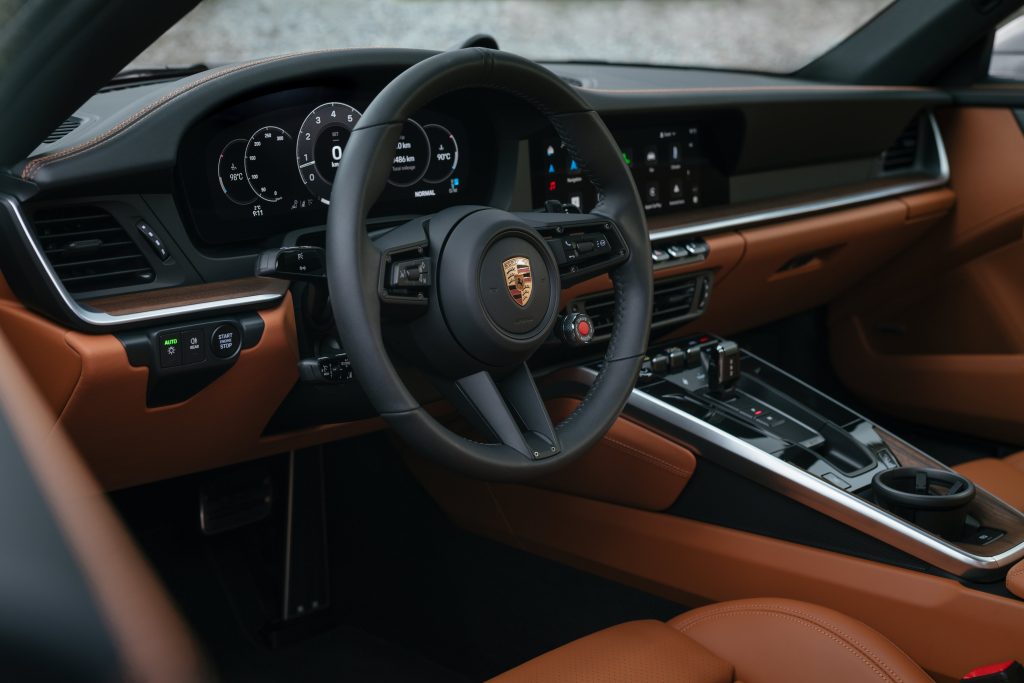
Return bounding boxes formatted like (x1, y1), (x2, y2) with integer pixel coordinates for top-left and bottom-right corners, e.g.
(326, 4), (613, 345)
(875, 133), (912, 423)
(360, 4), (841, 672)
(0, 49), (955, 489)
(176, 86), (493, 245)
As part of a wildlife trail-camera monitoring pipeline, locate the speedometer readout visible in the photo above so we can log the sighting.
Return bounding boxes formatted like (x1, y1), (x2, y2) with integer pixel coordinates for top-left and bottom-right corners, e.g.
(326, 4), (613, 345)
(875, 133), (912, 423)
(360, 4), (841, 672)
(295, 102), (361, 204)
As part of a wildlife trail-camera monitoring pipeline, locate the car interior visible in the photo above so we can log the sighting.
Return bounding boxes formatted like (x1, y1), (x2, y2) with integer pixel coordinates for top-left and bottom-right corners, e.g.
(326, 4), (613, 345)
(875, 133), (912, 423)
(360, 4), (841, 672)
(6, 0), (1024, 681)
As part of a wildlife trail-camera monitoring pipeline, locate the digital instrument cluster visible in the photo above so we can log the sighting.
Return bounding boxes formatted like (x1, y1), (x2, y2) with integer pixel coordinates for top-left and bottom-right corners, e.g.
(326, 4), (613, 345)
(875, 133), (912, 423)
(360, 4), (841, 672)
(532, 122), (729, 216)
(178, 87), (482, 245)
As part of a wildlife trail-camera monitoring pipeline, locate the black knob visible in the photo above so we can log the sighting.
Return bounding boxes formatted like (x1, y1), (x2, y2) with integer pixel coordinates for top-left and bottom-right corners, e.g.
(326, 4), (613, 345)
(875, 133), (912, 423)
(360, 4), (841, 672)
(559, 312), (595, 347)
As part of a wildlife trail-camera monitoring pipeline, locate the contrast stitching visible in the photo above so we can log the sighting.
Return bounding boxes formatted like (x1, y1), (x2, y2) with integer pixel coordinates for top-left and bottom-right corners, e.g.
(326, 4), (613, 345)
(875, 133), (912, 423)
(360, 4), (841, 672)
(677, 609), (898, 683)
(672, 603), (908, 683)
(21, 48), (363, 180)
(602, 436), (692, 477)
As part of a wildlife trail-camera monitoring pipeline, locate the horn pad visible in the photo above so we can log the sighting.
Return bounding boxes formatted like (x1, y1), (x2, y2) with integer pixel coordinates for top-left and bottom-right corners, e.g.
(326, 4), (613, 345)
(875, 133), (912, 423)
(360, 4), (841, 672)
(437, 209), (561, 368)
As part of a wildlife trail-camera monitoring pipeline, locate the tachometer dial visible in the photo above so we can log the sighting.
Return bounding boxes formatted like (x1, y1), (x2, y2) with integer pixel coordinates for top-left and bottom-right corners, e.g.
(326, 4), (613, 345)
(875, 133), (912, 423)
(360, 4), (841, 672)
(217, 139), (257, 205)
(422, 124), (459, 184)
(295, 102), (362, 204)
(388, 120), (430, 187)
(244, 126), (293, 202)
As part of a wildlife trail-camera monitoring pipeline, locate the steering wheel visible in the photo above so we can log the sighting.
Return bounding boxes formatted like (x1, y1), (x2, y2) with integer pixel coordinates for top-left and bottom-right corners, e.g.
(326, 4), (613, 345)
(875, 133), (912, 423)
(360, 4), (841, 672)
(326, 48), (653, 481)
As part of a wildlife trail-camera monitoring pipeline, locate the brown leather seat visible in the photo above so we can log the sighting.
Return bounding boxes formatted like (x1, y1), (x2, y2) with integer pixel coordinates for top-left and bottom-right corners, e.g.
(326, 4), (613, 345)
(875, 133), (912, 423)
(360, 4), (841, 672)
(955, 453), (1024, 511)
(489, 598), (932, 683)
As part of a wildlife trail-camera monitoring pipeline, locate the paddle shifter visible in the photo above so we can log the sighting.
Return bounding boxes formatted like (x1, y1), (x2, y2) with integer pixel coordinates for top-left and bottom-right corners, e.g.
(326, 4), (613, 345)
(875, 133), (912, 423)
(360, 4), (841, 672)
(704, 340), (741, 398)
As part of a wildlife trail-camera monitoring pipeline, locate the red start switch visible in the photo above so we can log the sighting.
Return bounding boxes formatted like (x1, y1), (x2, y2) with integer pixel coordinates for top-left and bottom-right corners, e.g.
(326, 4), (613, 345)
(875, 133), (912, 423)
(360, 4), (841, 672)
(559, 312), (595, 347)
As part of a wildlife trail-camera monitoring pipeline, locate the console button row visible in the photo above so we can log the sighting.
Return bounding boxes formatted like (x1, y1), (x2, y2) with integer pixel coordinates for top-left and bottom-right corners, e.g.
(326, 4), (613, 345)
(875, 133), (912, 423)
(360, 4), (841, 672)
(157, 324), (240, 368)
(652, 239), (709, 265)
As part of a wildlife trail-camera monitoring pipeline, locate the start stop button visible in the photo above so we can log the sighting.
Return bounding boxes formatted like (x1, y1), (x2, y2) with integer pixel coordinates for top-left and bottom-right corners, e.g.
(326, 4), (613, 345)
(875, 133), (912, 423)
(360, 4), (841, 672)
(210, 323), (241, 358)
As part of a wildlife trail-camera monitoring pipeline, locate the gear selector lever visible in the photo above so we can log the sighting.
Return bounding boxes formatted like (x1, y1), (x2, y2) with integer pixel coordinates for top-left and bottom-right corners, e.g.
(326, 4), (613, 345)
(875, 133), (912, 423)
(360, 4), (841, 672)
(704, 340), (741, 398)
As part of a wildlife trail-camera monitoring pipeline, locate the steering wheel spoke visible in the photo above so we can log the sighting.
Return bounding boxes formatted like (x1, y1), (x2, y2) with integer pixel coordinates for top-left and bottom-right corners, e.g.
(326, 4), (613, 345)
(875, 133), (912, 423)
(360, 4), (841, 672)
(511, 211), (629, 287)
(449, 365), (560, 460)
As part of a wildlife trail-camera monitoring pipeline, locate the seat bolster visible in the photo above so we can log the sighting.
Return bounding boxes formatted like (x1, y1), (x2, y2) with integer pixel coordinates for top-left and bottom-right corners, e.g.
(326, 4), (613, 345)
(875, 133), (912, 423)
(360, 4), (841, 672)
(487, 620), (733, 683)
(954, 457), (1024, 511)
(669, 598), (932, 683)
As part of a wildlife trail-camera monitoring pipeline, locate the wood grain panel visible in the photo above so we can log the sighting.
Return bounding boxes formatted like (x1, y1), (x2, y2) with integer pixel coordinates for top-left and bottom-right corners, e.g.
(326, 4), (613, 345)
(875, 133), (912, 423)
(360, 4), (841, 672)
(879, 431), (1024, 557)
(85, 277), (287, 316)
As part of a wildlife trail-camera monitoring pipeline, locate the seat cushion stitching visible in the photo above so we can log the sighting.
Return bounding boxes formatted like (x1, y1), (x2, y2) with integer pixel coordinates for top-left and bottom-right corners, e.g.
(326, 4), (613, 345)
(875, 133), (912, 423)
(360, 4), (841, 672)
(672, 604), (909, 683)
(675, 609), (900, 683)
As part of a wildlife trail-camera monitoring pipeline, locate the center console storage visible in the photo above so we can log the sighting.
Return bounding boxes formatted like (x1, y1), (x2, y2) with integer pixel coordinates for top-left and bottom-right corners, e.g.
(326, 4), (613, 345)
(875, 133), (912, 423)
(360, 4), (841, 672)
(574, 334), (1024, 579)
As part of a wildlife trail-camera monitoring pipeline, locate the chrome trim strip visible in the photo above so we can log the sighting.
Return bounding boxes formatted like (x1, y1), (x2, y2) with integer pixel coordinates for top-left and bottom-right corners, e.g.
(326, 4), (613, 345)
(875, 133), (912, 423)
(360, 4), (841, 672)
(1, 195), (284, 328)
(570, 355), (1023, 579)
(627, 390), (1023, 579)
(649, 112), (950, 242)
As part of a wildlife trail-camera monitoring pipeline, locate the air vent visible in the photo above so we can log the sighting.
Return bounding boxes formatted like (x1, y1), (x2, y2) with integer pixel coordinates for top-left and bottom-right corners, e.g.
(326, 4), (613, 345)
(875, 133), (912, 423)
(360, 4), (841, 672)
(29, 206), (154, 294)
(881, 118), (922, 172)
(42, 116), (82, 144)
(569, 272), (711, 339)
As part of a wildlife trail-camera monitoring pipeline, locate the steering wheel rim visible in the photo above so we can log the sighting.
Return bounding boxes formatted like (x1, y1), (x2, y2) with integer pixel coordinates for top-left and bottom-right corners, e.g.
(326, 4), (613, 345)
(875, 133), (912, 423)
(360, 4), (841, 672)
(326, 48), (653, 481)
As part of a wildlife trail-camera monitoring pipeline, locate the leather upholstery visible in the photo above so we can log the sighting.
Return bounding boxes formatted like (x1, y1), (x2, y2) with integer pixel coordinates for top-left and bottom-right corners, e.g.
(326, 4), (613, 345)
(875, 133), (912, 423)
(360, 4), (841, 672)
(491, 598), (932, 683)
(1008, 560), (1024, 600)
(488, 620), (733, 683)
(954, 452), (1024, 511)
(671, 598), (932, 683)
(538, 398), (697, 511)
(0, 329), (209, 682)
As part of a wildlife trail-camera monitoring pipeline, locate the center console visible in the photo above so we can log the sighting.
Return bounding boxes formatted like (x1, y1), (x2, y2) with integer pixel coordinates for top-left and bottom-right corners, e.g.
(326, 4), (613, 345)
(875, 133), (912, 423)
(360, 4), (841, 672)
(572, 335), (1024, 580)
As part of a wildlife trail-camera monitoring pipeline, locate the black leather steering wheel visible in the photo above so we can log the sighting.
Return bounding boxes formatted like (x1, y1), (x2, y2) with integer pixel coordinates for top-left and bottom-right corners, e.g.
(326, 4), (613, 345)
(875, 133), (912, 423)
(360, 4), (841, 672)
(326, 48), (652, 481)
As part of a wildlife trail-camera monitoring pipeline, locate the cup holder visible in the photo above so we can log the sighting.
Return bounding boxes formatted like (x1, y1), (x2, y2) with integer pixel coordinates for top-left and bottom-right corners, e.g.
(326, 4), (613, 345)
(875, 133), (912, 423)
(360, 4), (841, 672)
(872, 467), (975, 540)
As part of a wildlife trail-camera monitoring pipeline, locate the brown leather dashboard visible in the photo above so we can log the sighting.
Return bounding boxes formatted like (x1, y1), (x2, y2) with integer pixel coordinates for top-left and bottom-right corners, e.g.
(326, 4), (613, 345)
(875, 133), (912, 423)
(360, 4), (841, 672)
(0, 186), (953, 490)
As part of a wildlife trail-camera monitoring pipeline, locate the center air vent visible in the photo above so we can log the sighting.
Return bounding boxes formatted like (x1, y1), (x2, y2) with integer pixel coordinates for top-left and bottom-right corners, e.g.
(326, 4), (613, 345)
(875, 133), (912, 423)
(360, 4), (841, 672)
(29, 206), (154, 294)
(42, 116), (82, 144)
(566, 272), (712, 340)
(881, 117), (922, 172)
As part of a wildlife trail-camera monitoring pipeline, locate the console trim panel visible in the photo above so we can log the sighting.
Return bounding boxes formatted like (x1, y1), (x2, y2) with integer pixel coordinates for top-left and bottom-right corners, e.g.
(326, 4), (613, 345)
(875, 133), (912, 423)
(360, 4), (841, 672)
(569, 355), (1024, 579)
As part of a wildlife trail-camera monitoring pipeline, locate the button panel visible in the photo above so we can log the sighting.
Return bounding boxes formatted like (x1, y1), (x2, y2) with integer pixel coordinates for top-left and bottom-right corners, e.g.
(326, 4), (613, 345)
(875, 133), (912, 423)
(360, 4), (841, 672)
(117, 313), (265, 408)
(136, 221), (170, 262)
(651, 238), (709, 269)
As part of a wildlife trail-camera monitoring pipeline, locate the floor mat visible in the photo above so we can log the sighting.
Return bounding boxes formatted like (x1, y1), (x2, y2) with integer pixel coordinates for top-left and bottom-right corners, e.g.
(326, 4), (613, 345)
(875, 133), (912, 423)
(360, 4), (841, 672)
(115, 440), (684, 682)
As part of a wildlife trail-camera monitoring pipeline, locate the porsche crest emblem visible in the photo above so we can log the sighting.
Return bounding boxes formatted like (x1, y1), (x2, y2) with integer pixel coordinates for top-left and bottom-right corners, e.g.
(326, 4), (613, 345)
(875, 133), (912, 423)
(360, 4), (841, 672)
(502, 256), (533, 307)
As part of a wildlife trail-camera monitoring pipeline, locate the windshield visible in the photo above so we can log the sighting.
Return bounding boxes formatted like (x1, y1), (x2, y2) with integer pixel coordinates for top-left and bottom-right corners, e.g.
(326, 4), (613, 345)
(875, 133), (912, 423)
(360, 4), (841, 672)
(131, 0), (894, 75)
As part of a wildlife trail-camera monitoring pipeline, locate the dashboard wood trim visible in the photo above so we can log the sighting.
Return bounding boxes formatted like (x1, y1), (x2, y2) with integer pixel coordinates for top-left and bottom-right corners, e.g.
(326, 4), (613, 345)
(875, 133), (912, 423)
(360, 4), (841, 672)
(84, 276), (288, 316)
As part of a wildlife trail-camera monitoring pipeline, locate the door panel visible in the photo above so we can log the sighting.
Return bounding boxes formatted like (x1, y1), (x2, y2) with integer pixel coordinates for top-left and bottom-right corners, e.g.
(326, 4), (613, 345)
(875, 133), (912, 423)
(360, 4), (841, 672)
(830, 107), (1024, 443)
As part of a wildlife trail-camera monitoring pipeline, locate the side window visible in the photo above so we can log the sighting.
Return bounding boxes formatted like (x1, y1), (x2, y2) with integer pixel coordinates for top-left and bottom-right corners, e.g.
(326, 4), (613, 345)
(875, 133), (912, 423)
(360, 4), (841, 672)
(990, 12), (1024, 80)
